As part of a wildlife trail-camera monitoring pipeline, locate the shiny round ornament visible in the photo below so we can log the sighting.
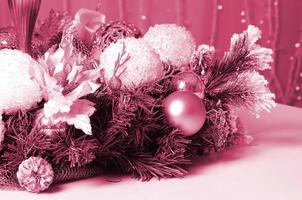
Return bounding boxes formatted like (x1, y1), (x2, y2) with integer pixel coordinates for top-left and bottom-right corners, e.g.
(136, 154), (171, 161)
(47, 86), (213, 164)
(0, 27), (18, 50)
(172, 71), (205, 99)
(163, 91), (206, 136)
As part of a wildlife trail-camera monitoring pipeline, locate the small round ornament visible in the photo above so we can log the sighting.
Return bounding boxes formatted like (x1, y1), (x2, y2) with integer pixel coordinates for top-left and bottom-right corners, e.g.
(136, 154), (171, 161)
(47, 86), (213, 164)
(163, 91), (206, 136)
(93, 20), (142, 52)
(99, 37), (164, 89)
(0, 27), (18, 50)
(17, 156), (54, 193)
(143, 24), (196, 68)
(172, 71), (205, 99)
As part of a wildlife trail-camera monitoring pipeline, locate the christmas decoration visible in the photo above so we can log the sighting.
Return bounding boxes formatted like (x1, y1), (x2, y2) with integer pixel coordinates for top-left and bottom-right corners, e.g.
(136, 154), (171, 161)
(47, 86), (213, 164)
(60, 8), (105, 56)
(172, 71), (205, 98)
(190, 44), (215, 75)
(143, 24), (196, 67)
(74, 8), (105, 44)
(0, 115), (5, 151)
(0, 49), (42, 114)
(31, 44), (100, 135)
(0, 27), (18, 50)
(163, 91), (206, 136)
(0, 1), (275, 193)
(31, 9), (71, 58)
(16, 157), (54, 193)
(99, 37), (164, 89)
(93, 20), (141, 53)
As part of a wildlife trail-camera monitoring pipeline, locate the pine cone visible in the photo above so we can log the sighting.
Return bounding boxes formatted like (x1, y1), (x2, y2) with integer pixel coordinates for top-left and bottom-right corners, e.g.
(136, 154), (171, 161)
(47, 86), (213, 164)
(16, 157), (54, 193)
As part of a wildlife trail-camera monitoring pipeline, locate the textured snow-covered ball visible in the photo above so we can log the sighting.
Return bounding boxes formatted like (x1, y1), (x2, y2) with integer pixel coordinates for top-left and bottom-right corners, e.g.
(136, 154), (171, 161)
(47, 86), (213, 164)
(143, 24), (196, 67)
(0, 49), (42, 114)
(100, 37), (164, 89)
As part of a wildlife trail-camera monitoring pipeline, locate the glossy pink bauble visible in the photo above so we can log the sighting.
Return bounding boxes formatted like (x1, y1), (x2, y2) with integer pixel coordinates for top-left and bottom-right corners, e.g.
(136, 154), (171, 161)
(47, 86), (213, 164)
(163, 91), (206, 136)
(172, 71), (205, 99)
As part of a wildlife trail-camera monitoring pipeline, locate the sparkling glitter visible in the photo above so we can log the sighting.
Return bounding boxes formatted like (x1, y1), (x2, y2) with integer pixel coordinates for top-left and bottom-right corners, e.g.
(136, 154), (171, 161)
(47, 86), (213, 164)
(144, 24), (196, 67)
(100, 38), (163, 88)
(241, 19), (246, 23)
(217, 5), (223, 10)
(259, 20), (264, 24)
(295, 43), (301, 48)
(141, 15), (147, 20)
(297, 96), (302, 101)
(267, 40), (271, 44)
(241, 11), (245, 16)
(296, 86), (300, 91)
(274, 1), (278, 6)
(290, 56), (294, 61)
(0, 40), (7, 45)
(300, 72), (302, 77)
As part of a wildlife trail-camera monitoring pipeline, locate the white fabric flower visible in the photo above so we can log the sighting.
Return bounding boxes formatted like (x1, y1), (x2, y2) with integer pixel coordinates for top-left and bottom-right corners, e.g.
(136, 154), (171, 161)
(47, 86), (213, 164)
(31, 46), (100, 135)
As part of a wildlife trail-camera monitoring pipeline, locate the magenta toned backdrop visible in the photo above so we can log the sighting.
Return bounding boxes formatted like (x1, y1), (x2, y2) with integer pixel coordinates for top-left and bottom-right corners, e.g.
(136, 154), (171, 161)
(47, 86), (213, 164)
(0, 0), (302, 106)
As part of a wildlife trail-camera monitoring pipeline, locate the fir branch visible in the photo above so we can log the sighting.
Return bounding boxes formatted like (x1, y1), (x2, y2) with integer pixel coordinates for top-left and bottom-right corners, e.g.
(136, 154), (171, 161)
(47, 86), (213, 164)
(189, 105), (236, 154)
(51, 128), (99, 168)
(2, 126), (53, 172)
(127, 152), (189, 181)
(126, 131), (191, 181)
(203, 26), (274, 112)
(205, 25), (272, 93)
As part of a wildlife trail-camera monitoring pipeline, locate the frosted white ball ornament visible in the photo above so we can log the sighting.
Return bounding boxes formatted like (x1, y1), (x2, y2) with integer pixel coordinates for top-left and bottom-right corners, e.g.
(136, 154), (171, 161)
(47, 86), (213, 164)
(99, 37), (164, 89)
(143, 24), (196, 68)
(0, 49), (42, 114)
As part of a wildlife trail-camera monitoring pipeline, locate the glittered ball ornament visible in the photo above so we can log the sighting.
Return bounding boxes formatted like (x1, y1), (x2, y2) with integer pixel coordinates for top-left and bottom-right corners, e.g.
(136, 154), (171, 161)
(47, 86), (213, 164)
(163, 91), (206, 136)
(93, 20), (142, 52)
(172, 71), (205, 99)
(143, 24), (196, 67)
(0, 27), (18, 50)
(0, 49), (42, 114)
(100, 37), (164, 89)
